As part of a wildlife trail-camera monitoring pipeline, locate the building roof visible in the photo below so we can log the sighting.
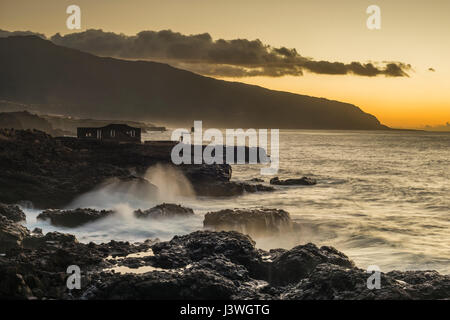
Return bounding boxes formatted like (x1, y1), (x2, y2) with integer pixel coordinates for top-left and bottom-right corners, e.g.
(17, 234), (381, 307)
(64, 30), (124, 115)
(102, 124), (139, 130)
(78, 123), (140, 130)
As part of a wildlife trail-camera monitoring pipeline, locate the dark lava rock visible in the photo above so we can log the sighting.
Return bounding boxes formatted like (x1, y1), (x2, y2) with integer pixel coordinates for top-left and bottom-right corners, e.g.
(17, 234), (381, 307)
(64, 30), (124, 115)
(177, 164), (274, 197)
(0, 203), (26, 222)
(22, 231), (79, 250)
(270, 176), (317, 186)
(0, 220), (449, 300)
(0, 226), (155, 299)
(386, 270), (450, 299)
(85, 231), (449, 300)
(194, 181), (274, 197)
(282, 263), (405, 300)
(0, 215), (29, 253)
(189, 254), (251, 282)
(31, 228), (43, 235)
(0, 129), (164, 208)
(151, 231), (266, 278)
(179, 163), (232, 184)
(37, 208), (115, 228)
(134, 203), (194, 219)
(282, 263), (450, 300)
(204, 208), (295, 237)
(90, 268), (239, 300)
(268, 243), (355, 286)
(0, 129), (259, 207)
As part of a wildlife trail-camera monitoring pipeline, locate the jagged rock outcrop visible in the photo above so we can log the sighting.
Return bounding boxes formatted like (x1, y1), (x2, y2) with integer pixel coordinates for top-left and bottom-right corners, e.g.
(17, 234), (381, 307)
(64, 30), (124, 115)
(37, 208), (115, 228)
(134, 203), (194, 219)
(270, 176), (317, 186)
(194, 181), (274, 197)
(0, 215), (29, 253)
(268, 243), (355, 285)
(203, 208), (295, 237)
(0, 129), (270, 208)
(0, 223), (154, 299)
(88, 231), (450, 300)
(0, 203), (26, 222)
(0, 129), (158, 208)
(0, 226), (448, 300)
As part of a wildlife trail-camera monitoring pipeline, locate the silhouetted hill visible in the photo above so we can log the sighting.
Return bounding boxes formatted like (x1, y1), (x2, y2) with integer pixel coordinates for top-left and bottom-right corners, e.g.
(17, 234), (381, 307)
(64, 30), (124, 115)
(0, 110), (70, 136)
(0, 36), (389, 130)
(0, 110), (161, 135)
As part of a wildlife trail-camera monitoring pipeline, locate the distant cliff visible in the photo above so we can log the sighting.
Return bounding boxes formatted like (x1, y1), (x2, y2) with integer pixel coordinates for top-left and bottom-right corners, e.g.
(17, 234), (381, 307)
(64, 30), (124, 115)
(0, 111), (70, 136)
(0, 36), (389, 130)
(0, 108), (162, 135)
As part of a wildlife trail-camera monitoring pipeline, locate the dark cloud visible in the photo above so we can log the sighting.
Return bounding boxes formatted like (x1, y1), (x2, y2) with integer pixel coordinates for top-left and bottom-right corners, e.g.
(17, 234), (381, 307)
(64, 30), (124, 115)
(428, 67), (436, 72)
(1, 28), (411, 78)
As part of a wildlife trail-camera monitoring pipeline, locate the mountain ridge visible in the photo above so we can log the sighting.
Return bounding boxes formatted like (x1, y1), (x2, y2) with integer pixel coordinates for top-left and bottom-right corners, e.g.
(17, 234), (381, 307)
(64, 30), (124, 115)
(0, 35), (389, 130)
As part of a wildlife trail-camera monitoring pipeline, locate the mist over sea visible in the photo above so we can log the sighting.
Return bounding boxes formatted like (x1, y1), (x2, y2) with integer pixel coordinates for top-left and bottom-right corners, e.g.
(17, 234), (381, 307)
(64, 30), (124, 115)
(24, 130), (450, 273)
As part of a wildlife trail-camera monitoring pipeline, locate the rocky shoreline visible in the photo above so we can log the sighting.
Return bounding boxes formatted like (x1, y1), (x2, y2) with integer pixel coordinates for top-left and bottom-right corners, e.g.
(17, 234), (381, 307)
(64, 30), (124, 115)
(0, 129), (272, 208)
(0, 129), (448, 300)
(0, 204), (449, 300)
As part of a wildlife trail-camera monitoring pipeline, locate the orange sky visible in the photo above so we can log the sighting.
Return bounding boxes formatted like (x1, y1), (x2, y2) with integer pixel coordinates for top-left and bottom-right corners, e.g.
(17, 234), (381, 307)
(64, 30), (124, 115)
(1, 0), (449, 129)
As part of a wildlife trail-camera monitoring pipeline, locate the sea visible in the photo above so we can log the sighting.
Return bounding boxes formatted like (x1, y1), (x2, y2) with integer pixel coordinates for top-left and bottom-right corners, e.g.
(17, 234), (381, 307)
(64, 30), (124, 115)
(23, 129), (450, 274)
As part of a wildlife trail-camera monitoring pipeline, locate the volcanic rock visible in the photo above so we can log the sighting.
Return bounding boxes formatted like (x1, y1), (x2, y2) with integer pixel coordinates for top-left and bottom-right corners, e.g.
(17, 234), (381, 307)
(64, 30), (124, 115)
(0, 215), (29, 253)
(37, 208), (115, 228)
(0, 203), (26, 222)
(270, 176), (317, 186)
(134, 203), (194, 219)
(268, 243), (355, 285)
(203, 208), (295, 236)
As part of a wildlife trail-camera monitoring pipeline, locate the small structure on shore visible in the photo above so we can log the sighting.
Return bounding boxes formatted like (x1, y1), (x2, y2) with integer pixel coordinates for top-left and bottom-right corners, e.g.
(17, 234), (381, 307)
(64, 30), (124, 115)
(77, 124), (141, 143)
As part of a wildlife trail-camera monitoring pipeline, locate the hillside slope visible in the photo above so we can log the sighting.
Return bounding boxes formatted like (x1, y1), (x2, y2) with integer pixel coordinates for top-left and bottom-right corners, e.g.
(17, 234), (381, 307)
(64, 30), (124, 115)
(0, 36), (388, 130)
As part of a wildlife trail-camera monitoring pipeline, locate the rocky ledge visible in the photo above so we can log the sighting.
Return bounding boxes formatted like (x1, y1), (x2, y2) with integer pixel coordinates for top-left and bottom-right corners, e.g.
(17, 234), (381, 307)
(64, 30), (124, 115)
(0, 207), (448, 300)
(270, 176), (317, 186)
(0, 203), (26, 223)
(37, 208), (115, 228)
(204, 208), (299, 237)
(34, 203), (196, 228)
(0, 129), (273, 208)
(134, 203), (194, 219)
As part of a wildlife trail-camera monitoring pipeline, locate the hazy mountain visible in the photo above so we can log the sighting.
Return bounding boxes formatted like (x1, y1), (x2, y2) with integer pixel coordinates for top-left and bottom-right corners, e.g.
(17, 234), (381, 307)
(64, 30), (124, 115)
(0, 36), (389, 130)
(0, 110), (70, 136)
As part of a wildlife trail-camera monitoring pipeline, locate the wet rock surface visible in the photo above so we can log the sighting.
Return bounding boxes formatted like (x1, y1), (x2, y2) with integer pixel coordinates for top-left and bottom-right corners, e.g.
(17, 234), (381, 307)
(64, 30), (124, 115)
(0, 222), (154, 299)
(0, 203), (26, 222)
(179, 164), (232, 184)
(0, 215), (29, 253)
(0, 129), (269, 207)
(0, 129), (160, 208)
(270, 176), (317, 186)
(194, 181), (274, 197)
(203, 208), (296, 237)
(37, 208), (115, 228)
(180, 164), (274, 197)
(134, 203), (194, 219)
(268, 243), (355, 285)
(0, 223), (448, 300)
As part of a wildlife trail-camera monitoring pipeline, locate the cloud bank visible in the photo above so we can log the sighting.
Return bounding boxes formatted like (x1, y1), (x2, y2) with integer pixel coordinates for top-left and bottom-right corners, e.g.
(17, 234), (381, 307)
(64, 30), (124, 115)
(1, 28), (411, 78)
